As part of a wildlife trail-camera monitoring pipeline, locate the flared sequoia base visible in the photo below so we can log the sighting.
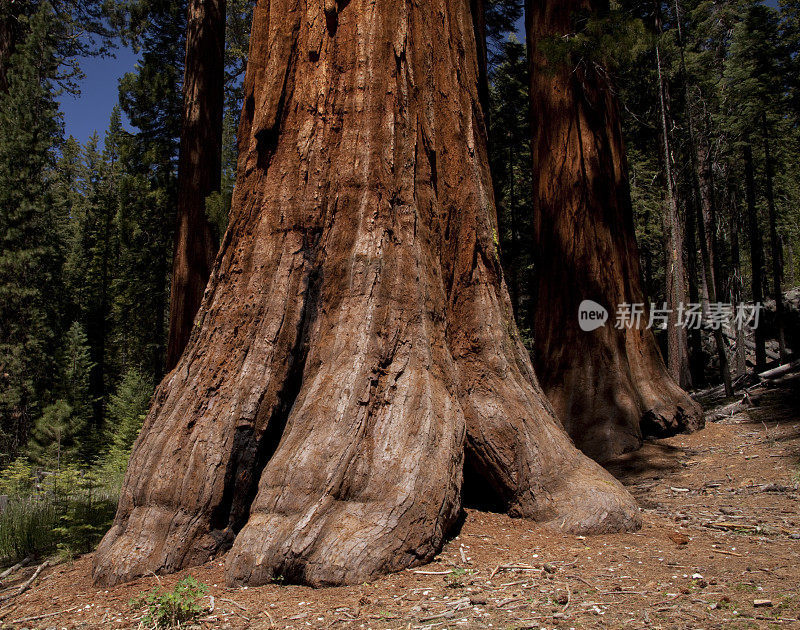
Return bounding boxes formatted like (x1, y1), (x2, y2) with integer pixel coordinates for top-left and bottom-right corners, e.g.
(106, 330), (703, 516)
(93, 0), (641, 588)
(526, 0), (703, 463)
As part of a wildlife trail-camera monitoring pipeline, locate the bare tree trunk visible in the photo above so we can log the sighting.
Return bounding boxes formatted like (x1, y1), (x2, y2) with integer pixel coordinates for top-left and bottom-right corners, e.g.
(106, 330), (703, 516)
(166, 0), (227, 371)
(93, 0), (640, 589)
(672, 0), (703, 386)
(685, 182), (705, 385)
(761, 113), (788, 363)
(656, 41), (692, 390)
(695, 137), (733, 395)
(527, 0), (702, 462)
(729, 185), (746, 376)
(788, 237), (796, 288)
(744, 144), (767, 371)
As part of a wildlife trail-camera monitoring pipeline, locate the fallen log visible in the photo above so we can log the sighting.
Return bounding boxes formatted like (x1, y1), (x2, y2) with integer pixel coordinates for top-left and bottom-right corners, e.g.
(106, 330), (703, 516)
(758, 360), (800, 381)
(0, 560), (48, 604)
(0, 556), (32, 583)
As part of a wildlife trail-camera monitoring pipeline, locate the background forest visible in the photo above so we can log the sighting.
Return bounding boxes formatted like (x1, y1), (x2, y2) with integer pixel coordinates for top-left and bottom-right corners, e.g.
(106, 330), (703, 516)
(0, 0), (798, 562)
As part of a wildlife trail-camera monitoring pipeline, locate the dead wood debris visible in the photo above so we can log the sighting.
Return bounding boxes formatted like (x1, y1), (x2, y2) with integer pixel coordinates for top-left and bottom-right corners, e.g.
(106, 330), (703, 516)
(0, 560), (49, 604)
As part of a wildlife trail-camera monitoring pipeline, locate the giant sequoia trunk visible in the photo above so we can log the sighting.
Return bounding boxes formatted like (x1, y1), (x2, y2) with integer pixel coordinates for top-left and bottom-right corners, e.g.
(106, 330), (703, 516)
(527, 0), (702, 462)
(166, 0), (226, 371)
(93, 0), (641, 588)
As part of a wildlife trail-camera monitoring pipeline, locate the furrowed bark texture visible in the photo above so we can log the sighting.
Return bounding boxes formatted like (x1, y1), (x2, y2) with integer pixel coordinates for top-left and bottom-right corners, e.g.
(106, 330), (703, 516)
(166, 0), (226, 371)
(93, 0), (640, 588)
(527, 0), (702, 462)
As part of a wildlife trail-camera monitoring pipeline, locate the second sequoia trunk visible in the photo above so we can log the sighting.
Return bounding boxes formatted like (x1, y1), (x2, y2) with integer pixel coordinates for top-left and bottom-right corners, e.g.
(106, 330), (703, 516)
(166, 0), (226, 371)
(93, 0), (640, 588)
(527, 0), (702, 462)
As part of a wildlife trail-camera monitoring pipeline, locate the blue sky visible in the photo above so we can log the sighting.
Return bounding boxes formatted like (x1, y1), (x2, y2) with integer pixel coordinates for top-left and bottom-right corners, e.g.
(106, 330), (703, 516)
(56, 0), (780, 146)
(57, 46), (140, 145)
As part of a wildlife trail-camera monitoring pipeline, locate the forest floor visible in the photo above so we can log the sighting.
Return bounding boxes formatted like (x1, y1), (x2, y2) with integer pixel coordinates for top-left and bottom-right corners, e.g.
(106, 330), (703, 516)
(1, 374), (799, 629)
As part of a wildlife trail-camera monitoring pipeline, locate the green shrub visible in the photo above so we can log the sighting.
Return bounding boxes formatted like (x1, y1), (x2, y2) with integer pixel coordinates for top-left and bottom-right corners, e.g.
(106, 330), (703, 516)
(0, 457), (35, 496)
(95, 367), (151, 492)
(0, 462), (118, 564)
(0, 496), (58, 561)
(131, 575), (209, 629)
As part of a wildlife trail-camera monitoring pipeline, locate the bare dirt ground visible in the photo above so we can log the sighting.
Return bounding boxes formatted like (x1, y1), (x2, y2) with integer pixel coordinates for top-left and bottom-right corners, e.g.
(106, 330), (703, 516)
(1, 374), (799, 629)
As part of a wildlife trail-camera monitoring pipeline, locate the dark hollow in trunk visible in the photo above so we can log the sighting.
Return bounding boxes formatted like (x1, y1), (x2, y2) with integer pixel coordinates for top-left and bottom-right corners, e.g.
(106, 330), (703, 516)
(93, 0), (641, 588)
(527, 0), (703, 462)
(166, 0), (227, 372)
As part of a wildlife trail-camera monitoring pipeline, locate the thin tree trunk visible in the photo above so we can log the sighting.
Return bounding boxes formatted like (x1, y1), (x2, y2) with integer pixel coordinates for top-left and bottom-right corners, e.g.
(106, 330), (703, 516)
(695, 137), (733, 395)
(788, 236), (796, 288)
(729, 184), (746, 376)
(166, 0), (227, 371)
(761, 112), (788, 363)
(527, 0), (702, 462)
(94, 0), (640, 588)
(744, 144), (767, 371)
(671, 0), (705, 385)
(685, 193), (704, 384)
(656, 39), (692, 389)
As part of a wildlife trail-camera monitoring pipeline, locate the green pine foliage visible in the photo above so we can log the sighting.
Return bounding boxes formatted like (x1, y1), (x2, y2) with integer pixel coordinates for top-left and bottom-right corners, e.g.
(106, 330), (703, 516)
(0, 3), (63, 456)
(488, 35), (535, 334)
(101, 367), (150, 479)
(28, 322), (95, 468)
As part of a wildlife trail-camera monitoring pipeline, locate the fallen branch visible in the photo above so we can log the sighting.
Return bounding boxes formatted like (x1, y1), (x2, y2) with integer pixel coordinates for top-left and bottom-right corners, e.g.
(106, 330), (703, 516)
(489, 563), (542, 579)
(11, 605), (79, 624)
(418, 609), (456, 622)
(705, 521), (758, 532)
(566, 574), (597, 590)
(219, 597), (246, 610)
(758, 360), (800, 380)
(711, 548), (743, 557)
(0, 557), (32, 583)
(706, 399), (751, 423)
(0, 560), (48, 604)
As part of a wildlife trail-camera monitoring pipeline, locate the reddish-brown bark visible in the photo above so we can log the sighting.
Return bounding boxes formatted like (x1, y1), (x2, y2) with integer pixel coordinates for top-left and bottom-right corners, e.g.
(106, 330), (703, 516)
(527, 0), (702, 462)
(166, 0), (227, 371)
(93, 0), (640, 588)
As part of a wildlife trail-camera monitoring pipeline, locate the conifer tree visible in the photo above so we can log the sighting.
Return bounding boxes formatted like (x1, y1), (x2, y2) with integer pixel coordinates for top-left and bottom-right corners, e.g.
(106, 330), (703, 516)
(115, 0), (187, 383)
(488, 35), (533, 328)
(29, 322), (94, 467)
(0, 3), (62, 454)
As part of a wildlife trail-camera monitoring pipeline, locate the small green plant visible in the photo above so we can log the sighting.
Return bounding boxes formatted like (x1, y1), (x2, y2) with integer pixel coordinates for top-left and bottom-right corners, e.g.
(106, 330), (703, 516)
(445, 567), (469, 588)
(131, 575), (208, 628)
